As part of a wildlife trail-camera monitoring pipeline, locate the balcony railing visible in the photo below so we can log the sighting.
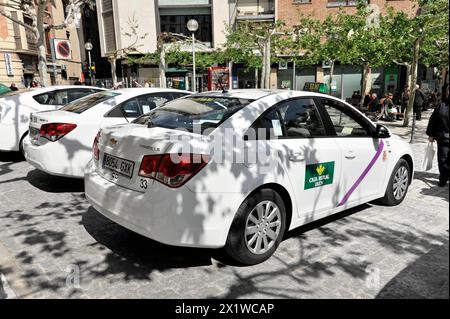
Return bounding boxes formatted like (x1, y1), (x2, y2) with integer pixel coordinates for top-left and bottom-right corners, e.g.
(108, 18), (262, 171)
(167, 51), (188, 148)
(236, 0), (275, 20)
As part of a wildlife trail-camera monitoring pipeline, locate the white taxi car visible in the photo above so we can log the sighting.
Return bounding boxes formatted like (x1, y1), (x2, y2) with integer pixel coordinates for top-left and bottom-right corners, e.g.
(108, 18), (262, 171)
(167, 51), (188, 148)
(0, 86), (105, 153)
(85, 90), (414, 265)
(24, 88), (190, 178)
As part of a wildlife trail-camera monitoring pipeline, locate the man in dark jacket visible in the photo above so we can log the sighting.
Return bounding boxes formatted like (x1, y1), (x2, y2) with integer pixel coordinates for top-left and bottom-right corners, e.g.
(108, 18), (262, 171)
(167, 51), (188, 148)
(414, 84), (426, 120)
(426, 90), (449, 187)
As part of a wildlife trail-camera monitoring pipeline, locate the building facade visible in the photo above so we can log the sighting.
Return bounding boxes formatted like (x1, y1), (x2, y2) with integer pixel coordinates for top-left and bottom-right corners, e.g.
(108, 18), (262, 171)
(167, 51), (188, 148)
(0, 0), (84, 88)
(96, 0), (231, 90)
(275, 0), (436, 100)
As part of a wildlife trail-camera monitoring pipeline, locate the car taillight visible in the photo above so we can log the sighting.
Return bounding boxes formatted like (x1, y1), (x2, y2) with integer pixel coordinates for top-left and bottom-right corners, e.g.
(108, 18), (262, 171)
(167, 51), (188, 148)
(139, 154), (209, 188)
(40, 123), (77, 142)
(93, 130), (101, 161)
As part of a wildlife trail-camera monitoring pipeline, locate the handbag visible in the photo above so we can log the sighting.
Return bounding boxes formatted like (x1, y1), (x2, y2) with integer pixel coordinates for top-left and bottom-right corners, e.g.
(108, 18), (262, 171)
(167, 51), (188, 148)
(422, 142), (436, 171)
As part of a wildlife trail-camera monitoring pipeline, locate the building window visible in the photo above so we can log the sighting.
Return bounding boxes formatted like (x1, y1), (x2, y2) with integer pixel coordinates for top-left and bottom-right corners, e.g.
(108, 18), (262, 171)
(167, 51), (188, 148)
(293, 0), (311, 4)
(160, 15), (212, 43)
(327, 0), (359, 7)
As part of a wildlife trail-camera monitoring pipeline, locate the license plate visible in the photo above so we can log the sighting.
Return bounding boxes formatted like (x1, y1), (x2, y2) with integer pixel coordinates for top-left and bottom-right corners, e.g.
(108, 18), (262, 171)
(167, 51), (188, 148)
(102, 153), (135, 178)
(29, 127), (40, 146)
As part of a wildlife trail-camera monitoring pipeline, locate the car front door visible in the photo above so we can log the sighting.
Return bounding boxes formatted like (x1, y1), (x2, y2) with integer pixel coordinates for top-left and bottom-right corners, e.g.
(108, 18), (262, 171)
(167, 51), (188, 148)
(249, 97), (343, 222)
(318, 98), (388, 207)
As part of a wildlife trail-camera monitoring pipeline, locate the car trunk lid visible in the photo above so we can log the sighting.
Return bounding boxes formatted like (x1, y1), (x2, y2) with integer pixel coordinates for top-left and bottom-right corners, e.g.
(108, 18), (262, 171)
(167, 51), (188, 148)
(95, 124), (209, 192)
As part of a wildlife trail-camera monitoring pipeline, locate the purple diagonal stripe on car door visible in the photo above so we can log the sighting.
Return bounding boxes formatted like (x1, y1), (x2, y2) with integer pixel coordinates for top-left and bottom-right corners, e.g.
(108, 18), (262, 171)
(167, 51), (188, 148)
(338, 140), (385, 207)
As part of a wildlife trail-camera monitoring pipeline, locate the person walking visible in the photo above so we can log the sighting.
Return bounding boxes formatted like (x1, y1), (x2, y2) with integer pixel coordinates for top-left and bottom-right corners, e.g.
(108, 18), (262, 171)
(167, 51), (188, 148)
(414, 84), (426, 120)
(426, 90), (449, 187)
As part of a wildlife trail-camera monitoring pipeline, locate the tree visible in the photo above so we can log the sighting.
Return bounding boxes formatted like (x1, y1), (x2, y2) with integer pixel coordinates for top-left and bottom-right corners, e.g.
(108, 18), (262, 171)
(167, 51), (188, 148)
(383, 0), (449, 127)
(0, 0), (93, 87)
(127, 31), (215, 88)
(105, 14), (148, 87)
(338, 3), (391, 106)
(293, 12), (354, 94)
(223, 20), (287, 89)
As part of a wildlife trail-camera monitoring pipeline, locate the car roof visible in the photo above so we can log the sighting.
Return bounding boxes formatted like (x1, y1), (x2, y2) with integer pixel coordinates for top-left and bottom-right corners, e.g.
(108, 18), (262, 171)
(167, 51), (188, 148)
(5, 85), (106, 96)
(192, 89), (340, 101)
(113, 88), (192, 95)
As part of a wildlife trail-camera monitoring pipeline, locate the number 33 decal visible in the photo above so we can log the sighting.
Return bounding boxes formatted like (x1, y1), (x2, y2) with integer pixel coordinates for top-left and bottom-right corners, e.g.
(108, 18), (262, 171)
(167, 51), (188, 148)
(140, 179), (148, 190)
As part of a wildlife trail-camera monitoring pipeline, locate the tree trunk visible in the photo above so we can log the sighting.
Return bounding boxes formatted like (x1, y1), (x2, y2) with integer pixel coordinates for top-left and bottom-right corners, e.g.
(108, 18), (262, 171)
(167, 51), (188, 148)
(360, 64), (372, 107)
(109, 56), (117, 87)
(261, 44), (266, 90)
(328, 60), (335, 94)
(159, 45), (167, 88)
(406, 64), (412, 90)
(264, 37), (271, 89)
(36, 4), (49, 87)
(255, 68), (259, 89)
(403, 37), (421, 127)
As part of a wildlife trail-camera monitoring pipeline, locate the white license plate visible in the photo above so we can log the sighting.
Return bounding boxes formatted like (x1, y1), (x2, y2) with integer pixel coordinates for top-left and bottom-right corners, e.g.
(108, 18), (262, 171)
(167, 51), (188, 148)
(103, 153), (135, 179)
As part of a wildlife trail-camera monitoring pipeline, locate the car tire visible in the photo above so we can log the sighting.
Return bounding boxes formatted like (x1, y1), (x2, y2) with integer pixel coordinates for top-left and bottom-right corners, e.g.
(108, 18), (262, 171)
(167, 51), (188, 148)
(378, 159), (411, 206)
(19, 132), (28, 157)
(224, 189), (286, 265)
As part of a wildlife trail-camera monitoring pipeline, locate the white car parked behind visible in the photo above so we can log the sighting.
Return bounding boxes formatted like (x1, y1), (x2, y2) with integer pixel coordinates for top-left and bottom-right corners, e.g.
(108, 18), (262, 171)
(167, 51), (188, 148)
(0, 85), (105, 153)
(24, 88), (191, 178)
(84, 90), (414, 265)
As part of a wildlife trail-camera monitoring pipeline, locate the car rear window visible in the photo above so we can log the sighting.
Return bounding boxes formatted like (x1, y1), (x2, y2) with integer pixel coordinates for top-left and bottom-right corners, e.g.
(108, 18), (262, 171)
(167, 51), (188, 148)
(133, 96), (253, 134)
(60, 91), (120, 114)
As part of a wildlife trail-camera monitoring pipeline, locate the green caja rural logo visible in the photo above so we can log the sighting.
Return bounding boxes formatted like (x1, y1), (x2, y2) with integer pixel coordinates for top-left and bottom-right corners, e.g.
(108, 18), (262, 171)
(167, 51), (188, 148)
(304, 161), (335, 190)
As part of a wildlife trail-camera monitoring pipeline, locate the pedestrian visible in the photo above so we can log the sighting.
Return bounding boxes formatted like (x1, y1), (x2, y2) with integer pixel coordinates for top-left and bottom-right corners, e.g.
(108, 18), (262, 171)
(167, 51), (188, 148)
(363, 93), (371, 110)
(413, 84), (426, 121)
(384, 93), (401, 121)
(9, 83), (18, 91)
(426, 88), (449, 187)
(367, 93), (380, 113)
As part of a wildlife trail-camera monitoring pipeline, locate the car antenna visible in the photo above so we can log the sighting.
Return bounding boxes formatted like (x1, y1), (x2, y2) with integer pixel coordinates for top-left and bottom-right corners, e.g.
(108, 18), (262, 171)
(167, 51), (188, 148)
(213, 69), (228, 94)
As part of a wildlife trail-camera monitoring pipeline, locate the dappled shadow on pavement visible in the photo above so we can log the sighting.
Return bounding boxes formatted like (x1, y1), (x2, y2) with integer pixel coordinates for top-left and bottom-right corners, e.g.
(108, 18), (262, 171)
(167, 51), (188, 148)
(26, 169), (84, 193)
(0, 152), (24, 181)
(81, 207), (215, 279)
(413, 171), (449, 202)
(0, 151), (23, 164)
(376, 239), (449, 299)
(210, 203), (448, 299)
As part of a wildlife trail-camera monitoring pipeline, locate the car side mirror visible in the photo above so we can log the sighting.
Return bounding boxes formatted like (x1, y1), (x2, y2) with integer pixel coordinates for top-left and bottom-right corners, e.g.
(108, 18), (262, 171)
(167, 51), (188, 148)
(375, 124), (391, 139)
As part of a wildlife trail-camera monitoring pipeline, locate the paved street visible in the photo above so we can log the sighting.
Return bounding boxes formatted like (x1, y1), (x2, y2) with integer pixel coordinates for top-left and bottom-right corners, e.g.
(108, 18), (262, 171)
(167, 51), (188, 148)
(0, 111), (448, 299)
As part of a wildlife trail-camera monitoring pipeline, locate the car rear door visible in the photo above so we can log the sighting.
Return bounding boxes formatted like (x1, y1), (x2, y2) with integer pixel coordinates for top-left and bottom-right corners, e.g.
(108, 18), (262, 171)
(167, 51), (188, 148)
(317, 98), (388, 207)
(249, 97), (343, 221)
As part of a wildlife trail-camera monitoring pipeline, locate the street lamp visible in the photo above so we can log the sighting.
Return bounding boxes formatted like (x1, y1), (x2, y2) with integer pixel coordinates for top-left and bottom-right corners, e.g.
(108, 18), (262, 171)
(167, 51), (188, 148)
(84, 41), (93, 85)
(187, 19), (199, 92)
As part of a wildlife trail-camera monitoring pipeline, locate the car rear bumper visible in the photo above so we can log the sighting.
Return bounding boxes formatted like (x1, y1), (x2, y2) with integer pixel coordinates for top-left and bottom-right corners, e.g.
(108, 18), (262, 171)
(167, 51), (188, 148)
(84, 161), (242, 248)
(23, 138), (90, 178)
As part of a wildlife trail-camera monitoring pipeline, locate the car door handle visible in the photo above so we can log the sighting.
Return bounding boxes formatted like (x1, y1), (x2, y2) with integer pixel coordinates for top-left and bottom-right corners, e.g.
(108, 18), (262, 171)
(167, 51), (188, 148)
(344, 151), (356, 159)
(288, 152), (305, 162)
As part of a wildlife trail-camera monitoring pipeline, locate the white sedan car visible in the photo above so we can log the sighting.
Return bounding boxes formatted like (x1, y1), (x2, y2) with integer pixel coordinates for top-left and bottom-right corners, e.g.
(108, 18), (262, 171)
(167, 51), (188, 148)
(24, 88), (190, 178)
(85, 90), (414, 265)
(0, 85), (105, 153)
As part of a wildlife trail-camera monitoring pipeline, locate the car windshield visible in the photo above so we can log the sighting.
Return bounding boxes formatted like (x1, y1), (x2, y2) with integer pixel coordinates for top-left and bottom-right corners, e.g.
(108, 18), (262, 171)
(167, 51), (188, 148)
(133, 96), (253, 134)
(61, 91), (120, 114)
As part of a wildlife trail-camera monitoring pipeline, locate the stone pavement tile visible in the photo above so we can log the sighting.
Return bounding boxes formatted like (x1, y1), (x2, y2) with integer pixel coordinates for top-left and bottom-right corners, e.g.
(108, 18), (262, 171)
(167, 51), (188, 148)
(0, 110), (447, 299)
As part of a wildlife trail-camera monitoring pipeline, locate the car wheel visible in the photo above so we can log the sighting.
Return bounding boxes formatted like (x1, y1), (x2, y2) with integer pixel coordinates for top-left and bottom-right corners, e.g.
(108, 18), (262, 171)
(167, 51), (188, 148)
(224, 189), (286, 265)
(379, 159), (410, 206)
(19, 132), (28, 157)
